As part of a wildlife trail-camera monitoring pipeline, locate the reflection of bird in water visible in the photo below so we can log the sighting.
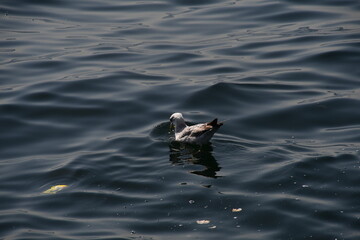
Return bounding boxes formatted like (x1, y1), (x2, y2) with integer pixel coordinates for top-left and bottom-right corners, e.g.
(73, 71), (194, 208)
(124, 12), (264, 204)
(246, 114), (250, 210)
(169, 113), (223, 145)
(169, 142), (221, 178)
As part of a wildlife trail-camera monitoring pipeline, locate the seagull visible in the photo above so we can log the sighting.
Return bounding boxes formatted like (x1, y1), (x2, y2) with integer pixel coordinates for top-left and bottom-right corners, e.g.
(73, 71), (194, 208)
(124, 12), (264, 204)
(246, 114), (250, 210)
(169, 113), (223, 145)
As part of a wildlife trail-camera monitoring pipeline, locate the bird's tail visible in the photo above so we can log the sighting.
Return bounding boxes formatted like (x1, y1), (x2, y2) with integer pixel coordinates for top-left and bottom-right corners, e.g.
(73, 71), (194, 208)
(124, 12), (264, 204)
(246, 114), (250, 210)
(208, 118), (223, 128)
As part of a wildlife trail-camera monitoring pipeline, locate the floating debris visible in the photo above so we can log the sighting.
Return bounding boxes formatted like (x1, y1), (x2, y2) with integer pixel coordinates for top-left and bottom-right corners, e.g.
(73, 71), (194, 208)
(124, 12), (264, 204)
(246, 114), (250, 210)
(42, 185), (68, 194)
(232, 208), (242, 212)
(196, 220), (210, 224)
(189, 200), (195, 204)
(208, 225), (217, 229)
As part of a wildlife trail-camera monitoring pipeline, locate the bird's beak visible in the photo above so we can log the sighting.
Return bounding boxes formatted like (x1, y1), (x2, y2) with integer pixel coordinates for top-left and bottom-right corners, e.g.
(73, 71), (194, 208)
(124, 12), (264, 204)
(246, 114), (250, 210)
(169, 122), (174, 131)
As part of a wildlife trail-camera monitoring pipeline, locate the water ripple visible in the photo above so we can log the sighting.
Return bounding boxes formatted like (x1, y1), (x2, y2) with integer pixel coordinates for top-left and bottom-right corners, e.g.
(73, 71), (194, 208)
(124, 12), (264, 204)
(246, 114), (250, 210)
(1, 0), (359, 239)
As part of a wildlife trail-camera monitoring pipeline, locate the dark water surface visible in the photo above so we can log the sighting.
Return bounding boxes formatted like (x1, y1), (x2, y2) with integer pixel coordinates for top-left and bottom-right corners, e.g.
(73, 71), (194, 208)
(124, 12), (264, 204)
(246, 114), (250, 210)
(1, 0), (360, 239)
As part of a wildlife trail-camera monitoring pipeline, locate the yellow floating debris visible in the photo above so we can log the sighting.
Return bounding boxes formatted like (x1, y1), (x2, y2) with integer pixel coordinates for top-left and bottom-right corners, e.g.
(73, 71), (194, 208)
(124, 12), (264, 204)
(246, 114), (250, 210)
(196, 220), (210, 224)
(43, 185), (68, 194)
(232, 208), (242, 212)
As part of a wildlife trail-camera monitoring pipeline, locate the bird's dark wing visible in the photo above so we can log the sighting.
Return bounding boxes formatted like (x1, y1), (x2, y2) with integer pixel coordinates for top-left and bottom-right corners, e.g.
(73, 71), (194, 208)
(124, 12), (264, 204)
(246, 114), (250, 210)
(188, 124), (213, 138)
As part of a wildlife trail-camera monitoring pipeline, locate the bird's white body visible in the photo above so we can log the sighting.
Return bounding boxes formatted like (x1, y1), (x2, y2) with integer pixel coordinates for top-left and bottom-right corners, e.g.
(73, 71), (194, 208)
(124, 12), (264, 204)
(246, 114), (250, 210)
(169, 113), (223, 145)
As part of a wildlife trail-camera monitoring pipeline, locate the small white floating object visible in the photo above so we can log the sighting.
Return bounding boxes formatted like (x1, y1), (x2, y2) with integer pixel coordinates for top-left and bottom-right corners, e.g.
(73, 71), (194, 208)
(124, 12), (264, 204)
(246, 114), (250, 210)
(232, 208), (242, 212)
(208, 225), (217, 229)
(196, 220), (210, 224)
(43, 185), (68, 194)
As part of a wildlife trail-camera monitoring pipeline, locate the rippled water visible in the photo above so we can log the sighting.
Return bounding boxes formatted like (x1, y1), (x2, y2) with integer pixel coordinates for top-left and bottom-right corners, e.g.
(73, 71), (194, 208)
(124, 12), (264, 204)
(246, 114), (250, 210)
(1, 0), (360, 239)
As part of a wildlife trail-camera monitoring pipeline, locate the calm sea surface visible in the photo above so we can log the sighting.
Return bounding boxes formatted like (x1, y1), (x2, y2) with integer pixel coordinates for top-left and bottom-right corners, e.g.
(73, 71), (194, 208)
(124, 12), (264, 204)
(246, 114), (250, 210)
(1, 0), (360, 239)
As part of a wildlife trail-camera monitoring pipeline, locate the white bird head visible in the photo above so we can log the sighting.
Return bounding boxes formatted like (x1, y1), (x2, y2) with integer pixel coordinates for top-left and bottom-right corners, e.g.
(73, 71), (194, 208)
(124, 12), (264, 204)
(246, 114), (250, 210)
(169, 112), (187, 132)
